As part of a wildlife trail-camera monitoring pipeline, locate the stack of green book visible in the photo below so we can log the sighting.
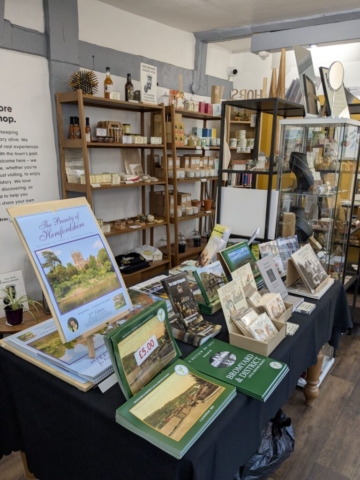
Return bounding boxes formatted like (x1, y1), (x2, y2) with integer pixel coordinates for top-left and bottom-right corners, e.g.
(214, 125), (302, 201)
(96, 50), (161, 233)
(115, 359), (236, 459)
(104, 300), (181, 399)
(186, 338), (289, 402)
(193, 261), (228, 315)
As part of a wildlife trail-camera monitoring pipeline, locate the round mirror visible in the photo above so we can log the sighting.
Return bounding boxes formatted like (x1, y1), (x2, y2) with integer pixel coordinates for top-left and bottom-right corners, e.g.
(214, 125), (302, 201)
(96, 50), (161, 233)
(327, 61), (344, 92)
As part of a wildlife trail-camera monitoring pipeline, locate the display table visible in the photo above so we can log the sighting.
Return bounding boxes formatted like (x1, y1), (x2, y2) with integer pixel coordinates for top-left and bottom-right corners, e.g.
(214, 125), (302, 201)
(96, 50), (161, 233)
(0, 281), (352, 480)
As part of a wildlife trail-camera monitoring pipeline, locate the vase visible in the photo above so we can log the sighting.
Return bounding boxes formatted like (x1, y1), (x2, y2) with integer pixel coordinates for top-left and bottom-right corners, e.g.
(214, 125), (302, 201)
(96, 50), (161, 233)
(203, 199), (212, 211)
(5, 306), (23, 326)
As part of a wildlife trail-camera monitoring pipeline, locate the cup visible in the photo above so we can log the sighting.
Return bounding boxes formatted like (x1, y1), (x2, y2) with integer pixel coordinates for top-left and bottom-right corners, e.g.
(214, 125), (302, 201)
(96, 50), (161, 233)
(192, 206), (199, 214)
(203, 199), (212, 211)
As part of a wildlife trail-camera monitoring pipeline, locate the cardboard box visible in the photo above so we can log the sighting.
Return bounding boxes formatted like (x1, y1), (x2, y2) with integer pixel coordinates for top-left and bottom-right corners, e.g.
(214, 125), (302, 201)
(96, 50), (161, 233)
(167, 156), (180, 168)
(212, 104), (221, 116)
(190, 156), (201, 168)
(228, 319), (287, 357)
(211, 128), (217, 138)
(205, 104), (213, 115)
(202, 156), (209, 168)
(192, 127), (203, 137)
(276, 302), (293, 324)
(202, 128), (212, 138)
(198, 102), (206, 113)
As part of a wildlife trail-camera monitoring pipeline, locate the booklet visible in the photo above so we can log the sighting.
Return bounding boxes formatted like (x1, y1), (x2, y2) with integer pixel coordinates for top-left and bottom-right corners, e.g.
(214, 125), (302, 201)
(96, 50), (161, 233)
(217, 278), (248, 325)
(104, 301), (181, 399)
(193, 261), (228, 304)
(161, 274), (221, 346)
(220, 242), (264, 289)
(7, 198), (132, 343)
(115, 359), (236, 459)
(3, 319), (113, 384)
(185, 338), (289, 402)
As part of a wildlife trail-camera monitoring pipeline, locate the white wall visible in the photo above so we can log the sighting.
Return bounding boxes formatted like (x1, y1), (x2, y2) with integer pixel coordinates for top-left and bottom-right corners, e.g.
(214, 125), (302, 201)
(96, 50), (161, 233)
(4, 0), (45, 33)
(206, 44), (233, 80)
(78, 0), (195, 70)
(232, 42), (360, 95)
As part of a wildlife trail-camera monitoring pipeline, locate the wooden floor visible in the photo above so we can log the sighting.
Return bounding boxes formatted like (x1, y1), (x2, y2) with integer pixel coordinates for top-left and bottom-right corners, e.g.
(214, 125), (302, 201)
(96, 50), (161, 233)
(2, 322), (360, 480)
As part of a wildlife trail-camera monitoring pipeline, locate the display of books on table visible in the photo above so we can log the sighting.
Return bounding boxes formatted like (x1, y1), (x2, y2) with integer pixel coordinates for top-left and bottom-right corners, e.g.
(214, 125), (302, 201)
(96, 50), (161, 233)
(161, 274), (221, 346)
(115, 359), (236, 459)
(104, 301), (181, 399)
(0, 319), (114, 391)
(186, 338), (289, 402)
(286, 244), (334, 299)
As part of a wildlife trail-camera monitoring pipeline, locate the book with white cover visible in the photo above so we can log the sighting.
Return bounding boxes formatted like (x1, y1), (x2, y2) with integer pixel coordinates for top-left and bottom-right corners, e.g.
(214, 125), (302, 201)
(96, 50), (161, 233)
(286, 244), (332, 298)
(256, 256), (304, 310)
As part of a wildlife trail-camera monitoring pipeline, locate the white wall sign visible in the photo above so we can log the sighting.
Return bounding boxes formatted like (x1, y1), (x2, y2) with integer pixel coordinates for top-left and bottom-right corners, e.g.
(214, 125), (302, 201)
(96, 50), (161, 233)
(0, 49), (60, 297)
(140, 63), (157, 104)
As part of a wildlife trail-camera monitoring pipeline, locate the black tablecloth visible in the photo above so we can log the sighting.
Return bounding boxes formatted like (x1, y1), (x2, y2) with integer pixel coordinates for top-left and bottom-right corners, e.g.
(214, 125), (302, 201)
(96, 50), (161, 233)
(0, 281), (352, 480)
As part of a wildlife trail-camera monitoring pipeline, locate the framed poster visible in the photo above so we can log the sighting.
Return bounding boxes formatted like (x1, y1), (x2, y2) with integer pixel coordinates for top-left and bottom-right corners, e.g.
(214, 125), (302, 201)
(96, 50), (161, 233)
(140, 63), (157, 104)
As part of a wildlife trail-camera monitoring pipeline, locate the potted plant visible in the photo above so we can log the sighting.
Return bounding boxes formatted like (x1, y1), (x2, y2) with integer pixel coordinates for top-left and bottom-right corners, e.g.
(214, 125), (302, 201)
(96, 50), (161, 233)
(1, 286), (42, 326)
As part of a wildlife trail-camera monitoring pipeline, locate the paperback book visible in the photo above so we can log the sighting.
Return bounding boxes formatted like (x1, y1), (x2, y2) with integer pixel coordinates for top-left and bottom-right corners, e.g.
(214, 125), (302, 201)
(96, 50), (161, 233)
(161, 274), (221, 346)
(185, 338), (289, 402)
(2, 319), (114, 386)
(220, 242), (264, 289)
(115, 360), (236, 459)
(217, 278), (248, 325)
(193, 261), (228, 304)
(197, 224), (232, 267)
(104, 301), (181, 399)
(286, 244), (333, 298)
(7, 198), (132, 343)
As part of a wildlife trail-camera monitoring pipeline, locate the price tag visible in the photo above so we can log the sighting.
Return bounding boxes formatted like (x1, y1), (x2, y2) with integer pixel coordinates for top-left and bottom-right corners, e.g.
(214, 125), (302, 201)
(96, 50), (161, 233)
(195, 146), (201, 150)
(201, 178), (207, 182)
(134, 334), (159, 366)
(91, 183), (101, 188)
(125, 181), (134, 184)
(205, 210), (212, 213)
(129, 225), (141, 229)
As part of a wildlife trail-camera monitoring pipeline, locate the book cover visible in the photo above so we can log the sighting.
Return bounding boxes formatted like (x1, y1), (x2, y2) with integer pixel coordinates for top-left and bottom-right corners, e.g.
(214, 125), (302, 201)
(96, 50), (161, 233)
(197, 235), (226, 268)
(7, 198), (132, 343)
(162, 274), (221, 346)
(4, 319), (113, 383)
(217, 278), (248, 326)
(193, 261), (228, 304)
(232, 263), (257, 297)
(258, 240), (285, 275)
(276, 236), (299, 274)
(247, 313), (278, 342)
(256, 256), (288, 299)
(289, 244), (328, 293)
(185, 338), (289, 401)
(220, 242), (263, 288)
(115, 359), (236, 459)
(104, 301), (181, 399)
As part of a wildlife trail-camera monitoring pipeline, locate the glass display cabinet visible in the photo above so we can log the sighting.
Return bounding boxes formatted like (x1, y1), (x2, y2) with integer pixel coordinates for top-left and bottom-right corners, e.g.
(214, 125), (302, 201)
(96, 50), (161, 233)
(275, 117), (360, 284)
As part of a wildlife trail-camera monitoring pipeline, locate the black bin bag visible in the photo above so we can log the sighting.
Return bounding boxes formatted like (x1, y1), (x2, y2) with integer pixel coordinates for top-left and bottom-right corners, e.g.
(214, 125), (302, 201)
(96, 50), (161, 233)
(234, 409), (295, 480)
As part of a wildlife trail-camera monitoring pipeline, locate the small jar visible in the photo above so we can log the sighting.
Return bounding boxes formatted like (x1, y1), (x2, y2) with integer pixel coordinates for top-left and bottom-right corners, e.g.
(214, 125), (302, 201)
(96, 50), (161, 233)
(123, 124), (131, 134)
(191, 229), (201, 248)
(178, 232), (187, 253)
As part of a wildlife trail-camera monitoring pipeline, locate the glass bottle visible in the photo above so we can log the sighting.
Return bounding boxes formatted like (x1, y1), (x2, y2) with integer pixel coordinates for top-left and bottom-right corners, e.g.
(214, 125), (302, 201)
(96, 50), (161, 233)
(74, 116), (81, 139)
(159, 91), (170, 106)
(104, 67), (113, 99)
(191, 229), (201, 248)
(178, 232), (187, 254)
(85, 117), (91, 143)
(125, 73), (134, 101)
(68, 116), (75, 140)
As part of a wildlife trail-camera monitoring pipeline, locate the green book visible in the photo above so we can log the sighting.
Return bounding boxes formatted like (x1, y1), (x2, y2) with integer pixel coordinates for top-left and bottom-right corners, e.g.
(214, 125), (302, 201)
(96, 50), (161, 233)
(193, 261), (228, 305)
(116, 359), (236, 459)
(104, 300), (181, 399)
(185, 338), (289, 402)
(220, 242), (264, 289)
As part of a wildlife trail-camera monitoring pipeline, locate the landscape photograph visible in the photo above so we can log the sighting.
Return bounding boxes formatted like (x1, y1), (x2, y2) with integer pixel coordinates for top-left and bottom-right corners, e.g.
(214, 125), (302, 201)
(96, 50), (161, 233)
(130, 371), (224, 441)
(36, 234), (121, 314)
(119, 314), (177, 395)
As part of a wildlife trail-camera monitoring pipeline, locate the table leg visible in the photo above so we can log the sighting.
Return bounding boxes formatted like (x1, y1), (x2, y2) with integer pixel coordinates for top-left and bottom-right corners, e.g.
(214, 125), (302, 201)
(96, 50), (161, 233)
(303, 351), (324, 407)
(20, 452), (37, 480)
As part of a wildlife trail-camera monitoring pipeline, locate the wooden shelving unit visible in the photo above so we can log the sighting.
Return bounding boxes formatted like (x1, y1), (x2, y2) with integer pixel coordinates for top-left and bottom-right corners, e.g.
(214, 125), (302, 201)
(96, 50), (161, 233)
(56, 90), (171, 286)
(165, 104), (220, 266)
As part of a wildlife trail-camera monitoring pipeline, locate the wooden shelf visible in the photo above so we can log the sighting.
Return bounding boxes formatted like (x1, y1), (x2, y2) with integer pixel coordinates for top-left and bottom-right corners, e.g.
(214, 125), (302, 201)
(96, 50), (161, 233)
(168, 177), (218, 184)
(104, 218), (167, 237)
(122, 259), (171, 287)
(166, 106), (221, 121)
(63, 140), (164, 149)
(230, 120), (252, 124)
(166, 144), (219, 150)
(170, 208), (215, 224)
(57, 92), (163, 113)
(91, 180), (166, 189)
(170, 239), (207, 262)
